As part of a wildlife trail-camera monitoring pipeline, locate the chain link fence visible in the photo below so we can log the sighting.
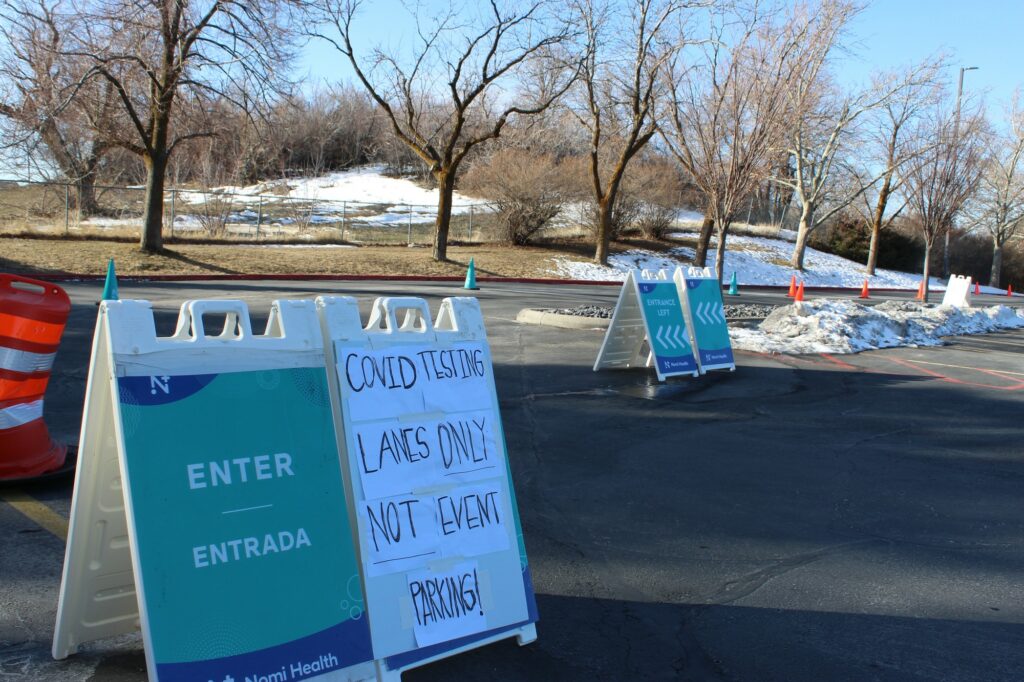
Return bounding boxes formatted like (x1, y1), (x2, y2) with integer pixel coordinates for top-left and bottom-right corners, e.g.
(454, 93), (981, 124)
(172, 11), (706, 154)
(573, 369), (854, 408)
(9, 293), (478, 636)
(0, 179), (538, 246)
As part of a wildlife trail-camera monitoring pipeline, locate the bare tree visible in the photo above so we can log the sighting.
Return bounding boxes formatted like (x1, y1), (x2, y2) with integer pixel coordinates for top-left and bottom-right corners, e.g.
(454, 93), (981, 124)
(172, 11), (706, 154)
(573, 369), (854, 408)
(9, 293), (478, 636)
(570, 0), (684, 265)
(969, 93), (1024, 287)
(771, 0), (940, 270)
(0, 0), (114, 214)
(312, 0), (578, 261)
(57, 0), (299, 252)
(899, 105), (986, 302)
(853, 60), (944, 275)
(661, 2), (799, 280)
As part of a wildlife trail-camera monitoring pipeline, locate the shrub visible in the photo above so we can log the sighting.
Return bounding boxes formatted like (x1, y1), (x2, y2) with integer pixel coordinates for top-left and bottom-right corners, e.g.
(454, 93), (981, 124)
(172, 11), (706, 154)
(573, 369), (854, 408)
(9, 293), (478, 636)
(462, 149), (567, 245)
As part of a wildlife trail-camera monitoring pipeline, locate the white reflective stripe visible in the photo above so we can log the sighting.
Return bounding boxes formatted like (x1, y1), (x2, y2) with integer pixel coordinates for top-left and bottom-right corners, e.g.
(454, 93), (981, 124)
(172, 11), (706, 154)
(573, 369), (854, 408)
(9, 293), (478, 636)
(0, 399), (43, 429)
(0, 347), (56, 373)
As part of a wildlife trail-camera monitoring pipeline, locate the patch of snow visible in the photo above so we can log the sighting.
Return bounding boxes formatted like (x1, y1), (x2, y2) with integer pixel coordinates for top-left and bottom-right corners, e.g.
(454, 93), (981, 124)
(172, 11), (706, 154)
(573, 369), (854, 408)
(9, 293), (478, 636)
(553, 249), (692, 280)
(676, 209), (705, 224)
(80, 217), (140, 227)
(730, 300), (1024, 354)
(354, 210), (436, 225)
(237, 244), (355, 249)
(180, 165), (486, 211)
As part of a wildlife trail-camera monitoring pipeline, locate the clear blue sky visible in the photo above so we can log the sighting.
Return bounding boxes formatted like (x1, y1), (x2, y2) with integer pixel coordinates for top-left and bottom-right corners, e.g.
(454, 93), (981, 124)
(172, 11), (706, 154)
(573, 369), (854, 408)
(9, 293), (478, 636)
(299, 0), (1024, 110)
(5, 1), (1022, 179)
(840, 0), (1024, 108)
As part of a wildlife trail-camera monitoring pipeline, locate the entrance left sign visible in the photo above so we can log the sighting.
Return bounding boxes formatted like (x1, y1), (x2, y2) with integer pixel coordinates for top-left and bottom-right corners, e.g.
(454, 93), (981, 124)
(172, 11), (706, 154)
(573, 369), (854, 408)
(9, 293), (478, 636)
(52, 299), (375, 682)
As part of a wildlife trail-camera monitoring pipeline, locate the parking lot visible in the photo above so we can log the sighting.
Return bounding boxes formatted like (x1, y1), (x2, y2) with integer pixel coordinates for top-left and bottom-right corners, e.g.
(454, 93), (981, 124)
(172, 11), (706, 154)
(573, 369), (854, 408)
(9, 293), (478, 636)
(2, 280), (1023, 681)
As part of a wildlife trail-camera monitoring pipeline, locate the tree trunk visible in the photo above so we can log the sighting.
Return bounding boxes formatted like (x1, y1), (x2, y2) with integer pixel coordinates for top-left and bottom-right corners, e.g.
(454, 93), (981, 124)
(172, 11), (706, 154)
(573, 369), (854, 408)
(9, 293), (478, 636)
(74, 175), (100, 216)
(941, 228), (951, 279)
(866, 172), (892, 275)
(694, 214), (714, 267)
(714, 225), (728, 284)
(593, 198), (613, 265)
(921, 241), (932, 304)
(432, 169), (456, 261)
(790, 202), (813, 270)
(990, 239), (1003, 288)
(140, 151), (168, 252)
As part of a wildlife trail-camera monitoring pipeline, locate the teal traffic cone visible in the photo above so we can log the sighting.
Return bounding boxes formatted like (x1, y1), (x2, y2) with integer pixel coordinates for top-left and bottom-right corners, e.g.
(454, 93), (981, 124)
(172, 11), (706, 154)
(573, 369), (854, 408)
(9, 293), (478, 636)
(101, 259), (119, 301)
(463, 258), (479, 290)
(727, 272), (739, 296)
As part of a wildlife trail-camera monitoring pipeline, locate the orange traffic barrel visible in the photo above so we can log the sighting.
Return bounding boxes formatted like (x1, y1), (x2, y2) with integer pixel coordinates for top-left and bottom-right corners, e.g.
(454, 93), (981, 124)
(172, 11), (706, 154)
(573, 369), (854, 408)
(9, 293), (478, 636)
(0, 274), (70, 479)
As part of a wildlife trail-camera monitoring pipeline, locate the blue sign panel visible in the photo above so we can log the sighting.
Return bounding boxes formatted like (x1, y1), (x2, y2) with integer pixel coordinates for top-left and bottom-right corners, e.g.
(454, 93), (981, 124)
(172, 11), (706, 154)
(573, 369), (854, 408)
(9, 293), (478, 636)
(682, 275), (735, 369)
(117, 367), (373, 681)
(636, 278), (698, 377)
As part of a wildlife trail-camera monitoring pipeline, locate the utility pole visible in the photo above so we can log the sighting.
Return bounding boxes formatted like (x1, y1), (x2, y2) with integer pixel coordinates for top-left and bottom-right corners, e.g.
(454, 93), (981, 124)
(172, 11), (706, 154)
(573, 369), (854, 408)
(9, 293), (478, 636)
(943, 65), (978, 279)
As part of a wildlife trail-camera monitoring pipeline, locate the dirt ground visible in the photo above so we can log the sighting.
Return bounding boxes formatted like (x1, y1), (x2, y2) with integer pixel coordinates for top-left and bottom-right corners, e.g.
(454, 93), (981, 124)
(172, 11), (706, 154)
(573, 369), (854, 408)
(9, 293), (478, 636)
(0, 235), (681, 279)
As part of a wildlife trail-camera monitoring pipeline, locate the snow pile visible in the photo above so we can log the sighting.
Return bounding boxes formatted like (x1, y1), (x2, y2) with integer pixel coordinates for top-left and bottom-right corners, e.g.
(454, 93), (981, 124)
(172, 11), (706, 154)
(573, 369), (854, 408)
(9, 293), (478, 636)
(730, 300), (1024, 354)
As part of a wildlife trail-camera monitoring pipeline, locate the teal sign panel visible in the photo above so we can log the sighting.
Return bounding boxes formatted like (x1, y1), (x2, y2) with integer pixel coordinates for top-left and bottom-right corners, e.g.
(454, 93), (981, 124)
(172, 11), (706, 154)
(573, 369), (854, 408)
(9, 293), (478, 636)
(636, 278), (698, 376)
(683, 277), (734, 367)
(116, 367), (372, 681)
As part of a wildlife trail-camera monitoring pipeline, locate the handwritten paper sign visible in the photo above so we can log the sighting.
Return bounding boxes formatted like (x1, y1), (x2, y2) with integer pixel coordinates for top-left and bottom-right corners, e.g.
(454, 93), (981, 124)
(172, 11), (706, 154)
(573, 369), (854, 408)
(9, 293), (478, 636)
(321, 295), (535, 663)
(339, 344), (492, 422)
(437, 483), (510, 558)
(407, 561), (486, 647)
(361, 494), (440, 577)
(353, 410), (500, 500)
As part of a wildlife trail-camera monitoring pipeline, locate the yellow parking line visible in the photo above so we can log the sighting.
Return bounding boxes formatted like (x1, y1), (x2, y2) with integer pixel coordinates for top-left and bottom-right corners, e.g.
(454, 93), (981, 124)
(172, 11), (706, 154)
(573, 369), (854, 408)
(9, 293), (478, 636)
(0, 489), (68, 540)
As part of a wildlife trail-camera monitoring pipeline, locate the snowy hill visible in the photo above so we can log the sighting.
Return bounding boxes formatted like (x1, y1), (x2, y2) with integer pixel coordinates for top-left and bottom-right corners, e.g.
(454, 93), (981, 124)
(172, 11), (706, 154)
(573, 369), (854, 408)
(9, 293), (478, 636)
(77, 164), (1009, 298)
(552, 230), (1009, 295)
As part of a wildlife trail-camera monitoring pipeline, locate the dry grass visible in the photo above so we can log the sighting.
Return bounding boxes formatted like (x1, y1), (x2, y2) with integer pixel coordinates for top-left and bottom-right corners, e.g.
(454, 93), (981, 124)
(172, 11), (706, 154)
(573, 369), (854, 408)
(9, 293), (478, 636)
(0, 235), (667, 279)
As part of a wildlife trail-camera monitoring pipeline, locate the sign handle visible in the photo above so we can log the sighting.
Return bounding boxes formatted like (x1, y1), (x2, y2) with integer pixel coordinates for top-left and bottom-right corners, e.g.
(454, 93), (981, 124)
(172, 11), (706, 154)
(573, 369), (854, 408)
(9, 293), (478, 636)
(170, 299), (253, 340)
(366, 297), (433, 334)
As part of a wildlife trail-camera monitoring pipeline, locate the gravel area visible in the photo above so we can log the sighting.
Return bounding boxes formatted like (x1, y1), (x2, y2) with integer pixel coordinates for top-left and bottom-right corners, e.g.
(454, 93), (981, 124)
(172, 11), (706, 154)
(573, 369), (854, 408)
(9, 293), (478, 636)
(539, 303), (777, 319)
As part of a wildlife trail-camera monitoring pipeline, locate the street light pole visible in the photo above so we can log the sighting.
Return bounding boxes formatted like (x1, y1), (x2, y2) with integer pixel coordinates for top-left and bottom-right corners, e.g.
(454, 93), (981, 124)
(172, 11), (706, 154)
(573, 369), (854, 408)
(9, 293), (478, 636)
(943, 65), (978, 279)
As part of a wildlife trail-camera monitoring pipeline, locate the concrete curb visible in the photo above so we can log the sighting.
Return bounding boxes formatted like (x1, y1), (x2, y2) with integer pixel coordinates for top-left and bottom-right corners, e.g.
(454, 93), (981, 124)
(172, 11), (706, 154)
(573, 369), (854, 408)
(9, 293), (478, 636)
(516, 308), (610, 329)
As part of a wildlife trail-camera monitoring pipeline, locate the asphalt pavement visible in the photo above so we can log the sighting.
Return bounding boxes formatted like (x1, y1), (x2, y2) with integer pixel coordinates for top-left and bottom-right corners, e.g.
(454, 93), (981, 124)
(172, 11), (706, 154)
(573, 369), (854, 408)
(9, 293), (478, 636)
(2, 280), (1023, 681)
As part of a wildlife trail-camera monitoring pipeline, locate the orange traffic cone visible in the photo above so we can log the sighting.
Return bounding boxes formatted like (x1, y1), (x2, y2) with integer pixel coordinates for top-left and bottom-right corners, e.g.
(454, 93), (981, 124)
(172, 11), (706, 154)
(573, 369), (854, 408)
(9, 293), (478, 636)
(786, 275), (797, 298)
(794, 281), (805, 302)
(915, 280), (926, 301)
(858, 279), (870, 299)
(0, 275), (70, 480)
(973, 281), (980, 295)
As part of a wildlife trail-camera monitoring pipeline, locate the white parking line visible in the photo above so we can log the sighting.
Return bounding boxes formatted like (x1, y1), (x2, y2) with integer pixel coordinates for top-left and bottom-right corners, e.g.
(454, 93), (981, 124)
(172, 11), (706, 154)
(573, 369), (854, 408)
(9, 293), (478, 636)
(906, 360), (1024, 377)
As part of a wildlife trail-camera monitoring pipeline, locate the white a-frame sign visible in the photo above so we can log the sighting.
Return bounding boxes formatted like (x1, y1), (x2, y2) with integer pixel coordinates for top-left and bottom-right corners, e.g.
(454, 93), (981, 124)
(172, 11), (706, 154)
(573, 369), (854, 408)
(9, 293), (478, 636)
(53, 299), (375, 682)
(594, 269), (699, 381)
(317, 295), (538, 680)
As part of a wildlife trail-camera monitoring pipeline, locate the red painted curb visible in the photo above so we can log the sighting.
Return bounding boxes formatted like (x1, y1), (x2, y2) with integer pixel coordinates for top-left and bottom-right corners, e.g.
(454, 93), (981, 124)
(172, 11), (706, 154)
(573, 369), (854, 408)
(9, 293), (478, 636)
(26, 272), (624, 286)
(15, 271), (1014, 295)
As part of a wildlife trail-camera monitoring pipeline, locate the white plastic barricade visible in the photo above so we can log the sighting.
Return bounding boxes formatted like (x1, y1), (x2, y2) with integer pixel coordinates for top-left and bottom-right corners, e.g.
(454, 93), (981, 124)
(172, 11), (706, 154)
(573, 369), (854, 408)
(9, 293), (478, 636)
(676, 267), (736, 373)
(53, 299), (374, 682)
(317, 295), (538, 680)
(594, 269), (699, 381)
(941, 275), (973, 307)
